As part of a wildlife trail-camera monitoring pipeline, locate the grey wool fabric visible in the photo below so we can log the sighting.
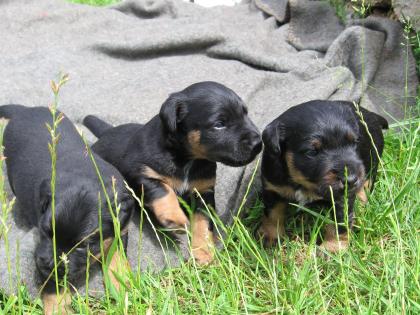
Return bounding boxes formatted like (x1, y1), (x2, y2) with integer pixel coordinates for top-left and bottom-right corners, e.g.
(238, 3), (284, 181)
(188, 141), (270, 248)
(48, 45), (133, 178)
(0, 0), (417, 299)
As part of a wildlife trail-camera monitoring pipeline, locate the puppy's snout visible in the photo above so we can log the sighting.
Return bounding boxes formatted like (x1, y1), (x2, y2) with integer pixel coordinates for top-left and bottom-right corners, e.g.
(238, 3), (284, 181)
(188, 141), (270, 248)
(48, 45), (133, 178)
(340, 174), (358, 187)
(335, 161), (363, 190)
(241, 131), (262, 150)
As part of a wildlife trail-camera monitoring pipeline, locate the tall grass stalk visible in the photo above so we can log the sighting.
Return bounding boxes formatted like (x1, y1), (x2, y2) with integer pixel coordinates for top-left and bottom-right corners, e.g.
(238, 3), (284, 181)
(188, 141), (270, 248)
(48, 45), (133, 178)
(46, 74), (68, 298)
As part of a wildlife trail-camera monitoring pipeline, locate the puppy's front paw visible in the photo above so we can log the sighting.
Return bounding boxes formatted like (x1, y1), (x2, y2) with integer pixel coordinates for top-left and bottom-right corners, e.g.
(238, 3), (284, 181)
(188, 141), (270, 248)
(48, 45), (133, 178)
(319, 238), (349, 253)
(158, 212), (190, 233)
(42, 291), (72, 315)
(319, 224), (349, 253)
(257, 216), (285, 246)
(192, 247), (214, 265)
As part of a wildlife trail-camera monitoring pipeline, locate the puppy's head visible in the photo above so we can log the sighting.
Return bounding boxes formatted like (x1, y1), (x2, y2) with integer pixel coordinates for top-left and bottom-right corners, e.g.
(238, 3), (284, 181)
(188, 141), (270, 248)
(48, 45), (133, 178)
(263, 101), (365, 198)
(159, 81), (262, 166)
(35, 182), (133, 283)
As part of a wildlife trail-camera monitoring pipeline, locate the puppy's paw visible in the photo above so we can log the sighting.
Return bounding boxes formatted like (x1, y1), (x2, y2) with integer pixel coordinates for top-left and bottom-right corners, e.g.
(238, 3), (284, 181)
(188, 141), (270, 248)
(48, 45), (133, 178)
(319, 238), (349, 253)
(356, 187), (368, 205)
(192, 247), (214, 266)
(319, 225), (349, 254)
(43, 292), (72, 315)
(257, 216), (285, 246)
(158, 212), (190, 233)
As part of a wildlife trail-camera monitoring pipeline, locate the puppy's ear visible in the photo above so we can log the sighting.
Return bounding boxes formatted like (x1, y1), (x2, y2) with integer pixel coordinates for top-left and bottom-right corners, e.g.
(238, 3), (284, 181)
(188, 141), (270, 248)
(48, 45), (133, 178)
(359, 107), (389, 130)
(262, 120), (286, 155)
(159, 92), (189, 133)
(39, 180), (51, 214)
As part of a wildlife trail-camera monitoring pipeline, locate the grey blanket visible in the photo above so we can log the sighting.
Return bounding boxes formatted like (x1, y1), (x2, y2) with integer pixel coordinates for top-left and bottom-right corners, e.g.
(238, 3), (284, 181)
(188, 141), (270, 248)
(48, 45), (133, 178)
(0, 0), (417, 299)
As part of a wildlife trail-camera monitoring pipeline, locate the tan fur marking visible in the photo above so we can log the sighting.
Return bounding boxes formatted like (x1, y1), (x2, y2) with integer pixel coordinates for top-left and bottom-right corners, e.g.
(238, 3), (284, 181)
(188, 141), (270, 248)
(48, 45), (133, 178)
(188, 130), (207, 159)
(356, 179), (371, 205)
(258, 201), (287, 246)
(356, 187), (368, 205)
(107, 249), (131, 291)
(323, 171), (337, 186)
(143, 166), (214, 194)
(263, 178), (296, 200)
(285, 152), (318, 191)
(151, 183), (189, 231)
(320, 224), (349, 253)
(190, 177), (215, 193)
(346, 132), (355, 143)
(42, 291), (72, 315)
(191, 212), (214, 265)
(143, 166), (183, 191)
(311, 139), (322, 150)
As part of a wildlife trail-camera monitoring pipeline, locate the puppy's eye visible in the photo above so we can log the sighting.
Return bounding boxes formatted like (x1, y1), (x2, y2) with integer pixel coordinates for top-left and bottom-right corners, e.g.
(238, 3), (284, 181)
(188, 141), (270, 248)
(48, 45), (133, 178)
(213, 121), (226, 130)
(306, 149), (318, 157)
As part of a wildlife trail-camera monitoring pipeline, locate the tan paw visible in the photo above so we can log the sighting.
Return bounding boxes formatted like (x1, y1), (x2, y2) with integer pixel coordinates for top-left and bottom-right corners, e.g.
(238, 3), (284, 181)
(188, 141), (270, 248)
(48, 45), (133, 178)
(319, 238), (349, 253)
(257, 216), (285, 246)
(356, 187), (368, 205)
(43, 291), (72, 315)
(192, 247), (214, 266)
(320, 225), (349, 253)
(157, 212), (189, 233)
(151, 186), (190, 233)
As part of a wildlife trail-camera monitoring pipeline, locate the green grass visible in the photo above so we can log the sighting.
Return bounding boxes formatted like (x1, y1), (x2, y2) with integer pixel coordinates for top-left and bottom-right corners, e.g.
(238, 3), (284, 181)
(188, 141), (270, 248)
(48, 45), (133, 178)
(1, 0), (419, 314)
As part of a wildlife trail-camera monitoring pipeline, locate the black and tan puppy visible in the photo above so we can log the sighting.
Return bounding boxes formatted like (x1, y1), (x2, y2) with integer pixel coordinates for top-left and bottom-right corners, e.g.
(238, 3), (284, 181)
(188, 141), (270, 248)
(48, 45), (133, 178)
(259, 100), (387, 252)
(0, 105), (134, 314)
(83, 81), (262, 264)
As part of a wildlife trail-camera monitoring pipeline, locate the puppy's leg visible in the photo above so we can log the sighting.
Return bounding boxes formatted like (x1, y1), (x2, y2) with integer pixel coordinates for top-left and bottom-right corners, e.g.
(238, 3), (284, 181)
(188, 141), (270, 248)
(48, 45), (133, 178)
(191, 212), (214, 265)
(356, 187), (368, 205)
(191, 189), (215, 265)
(356, 179), (371, 205)
(107, 248), (131, 291)
(143, 179), (189, 232)
(320, 197), (355, 253)
(42, 290), (72, 315)
(100, 236), (131, 292)
(258, 190), (287, 246)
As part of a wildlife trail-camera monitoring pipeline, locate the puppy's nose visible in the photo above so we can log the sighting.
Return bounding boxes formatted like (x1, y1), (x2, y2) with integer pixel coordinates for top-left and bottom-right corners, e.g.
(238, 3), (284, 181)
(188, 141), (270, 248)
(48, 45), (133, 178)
(341, 174), (358, 188)
(242, 132), (262, 148)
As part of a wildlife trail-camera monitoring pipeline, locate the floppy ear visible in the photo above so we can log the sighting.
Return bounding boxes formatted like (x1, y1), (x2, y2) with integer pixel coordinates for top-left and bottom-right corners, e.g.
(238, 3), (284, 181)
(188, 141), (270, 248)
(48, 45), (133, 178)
(159, 92), (189, 133)
(39, 179), (51, 214)
(262, 120), (286, 155)
(359, 107), (389, 130)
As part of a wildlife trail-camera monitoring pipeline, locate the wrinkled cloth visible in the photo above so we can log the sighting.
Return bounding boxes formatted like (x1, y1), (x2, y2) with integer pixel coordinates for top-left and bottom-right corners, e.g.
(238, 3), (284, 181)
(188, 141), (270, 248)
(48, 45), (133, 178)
(0, 0), (417, 299)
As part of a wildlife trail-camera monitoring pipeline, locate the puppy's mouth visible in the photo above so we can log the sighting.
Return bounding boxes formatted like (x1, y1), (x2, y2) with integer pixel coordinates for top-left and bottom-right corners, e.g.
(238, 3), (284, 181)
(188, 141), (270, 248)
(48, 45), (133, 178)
(320, 170), (365, 196)
(219, 155), (257, 167)
(215, 143), (262, 167)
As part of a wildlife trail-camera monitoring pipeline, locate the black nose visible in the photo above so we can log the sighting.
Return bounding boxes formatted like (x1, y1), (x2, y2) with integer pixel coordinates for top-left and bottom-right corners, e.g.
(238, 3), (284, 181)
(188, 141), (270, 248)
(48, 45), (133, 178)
(242, 132), (262, 148)
(341, 174), (358, 187)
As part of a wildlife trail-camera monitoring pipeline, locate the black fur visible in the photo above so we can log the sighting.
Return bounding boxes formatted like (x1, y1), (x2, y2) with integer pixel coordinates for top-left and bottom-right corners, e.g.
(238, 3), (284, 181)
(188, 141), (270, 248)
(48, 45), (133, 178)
(261, 100), (387, 238)
(83, 81), (262, 232)
(0, 104), (134, 291)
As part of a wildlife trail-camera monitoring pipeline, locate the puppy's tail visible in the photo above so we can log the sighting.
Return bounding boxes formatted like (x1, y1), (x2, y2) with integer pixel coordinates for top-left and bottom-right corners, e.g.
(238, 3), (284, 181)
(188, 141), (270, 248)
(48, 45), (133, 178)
(0, 104), (27, 119)
(83, 115), (113, 138)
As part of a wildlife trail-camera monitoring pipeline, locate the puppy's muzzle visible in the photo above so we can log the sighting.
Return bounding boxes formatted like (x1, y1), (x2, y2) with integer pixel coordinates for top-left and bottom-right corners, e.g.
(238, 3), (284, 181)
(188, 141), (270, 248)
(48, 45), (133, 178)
(241, 131), (262, 156)
(330, 164), (365, 192)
